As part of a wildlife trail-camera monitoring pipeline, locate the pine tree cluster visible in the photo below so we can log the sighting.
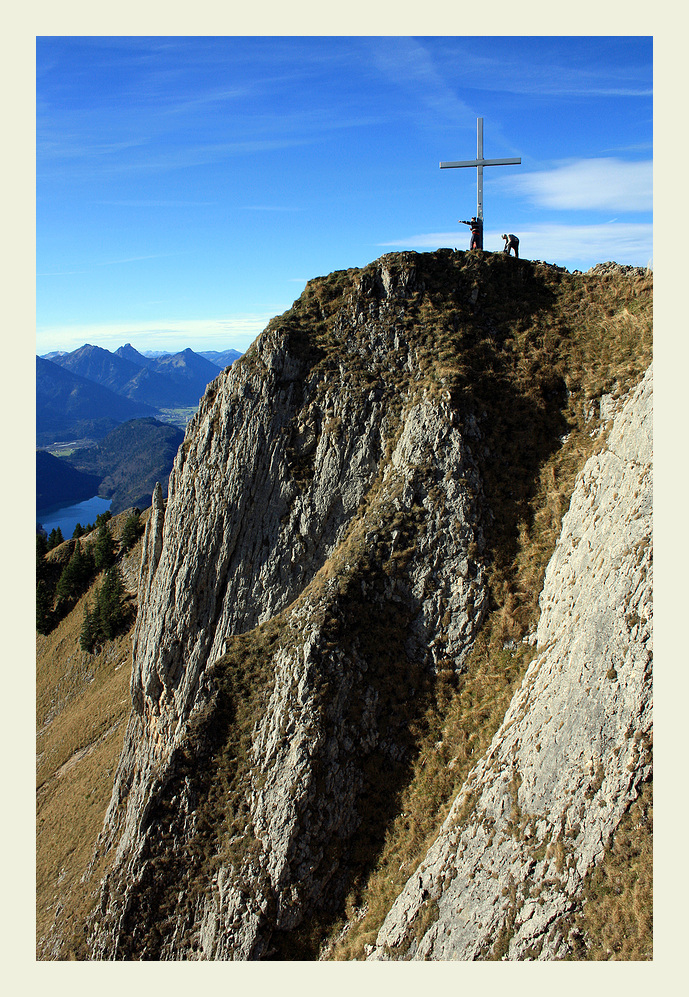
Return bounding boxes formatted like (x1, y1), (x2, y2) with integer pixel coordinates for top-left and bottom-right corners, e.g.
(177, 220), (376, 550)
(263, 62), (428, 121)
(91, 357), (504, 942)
(36, 510), (139, 638)
(46, 527), (64, 550)
(79, 565), (127, 652)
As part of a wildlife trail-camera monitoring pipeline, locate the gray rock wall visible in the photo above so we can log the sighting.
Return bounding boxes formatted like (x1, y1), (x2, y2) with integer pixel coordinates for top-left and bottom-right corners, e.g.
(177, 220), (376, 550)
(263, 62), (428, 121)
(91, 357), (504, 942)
(368, 365), (653, 960)
(85, 252), (652, 961)
(89, 255), (492, 958)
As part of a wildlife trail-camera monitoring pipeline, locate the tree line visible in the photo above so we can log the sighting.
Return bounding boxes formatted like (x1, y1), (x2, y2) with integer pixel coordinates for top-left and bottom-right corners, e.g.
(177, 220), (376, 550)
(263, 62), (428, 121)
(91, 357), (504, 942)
(36, 509), (143, 649)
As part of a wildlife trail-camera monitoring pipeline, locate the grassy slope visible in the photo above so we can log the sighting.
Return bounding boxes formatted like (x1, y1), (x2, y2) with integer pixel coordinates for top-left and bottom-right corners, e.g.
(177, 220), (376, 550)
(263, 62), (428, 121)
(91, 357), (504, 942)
(36, 512), (147, 959)
(180, 253), (655, 960)
(263, 251), (654, 959)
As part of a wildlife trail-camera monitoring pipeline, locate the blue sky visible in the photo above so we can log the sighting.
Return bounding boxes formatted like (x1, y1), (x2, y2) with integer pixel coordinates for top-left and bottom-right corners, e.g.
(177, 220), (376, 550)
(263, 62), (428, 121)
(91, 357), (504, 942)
(36, 35), (653, 355)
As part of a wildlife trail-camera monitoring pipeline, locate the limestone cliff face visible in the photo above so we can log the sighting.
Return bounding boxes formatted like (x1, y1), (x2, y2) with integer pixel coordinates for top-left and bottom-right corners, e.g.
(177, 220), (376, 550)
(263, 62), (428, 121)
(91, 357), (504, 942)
(368, 366), (652, 960)
(86, 251), (652, 960)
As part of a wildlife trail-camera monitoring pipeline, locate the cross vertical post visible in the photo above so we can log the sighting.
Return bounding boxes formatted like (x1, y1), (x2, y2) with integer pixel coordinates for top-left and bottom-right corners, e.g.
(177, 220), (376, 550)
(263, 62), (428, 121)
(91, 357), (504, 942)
(477, 116), (483, 221)
(440, 117), (521, 227)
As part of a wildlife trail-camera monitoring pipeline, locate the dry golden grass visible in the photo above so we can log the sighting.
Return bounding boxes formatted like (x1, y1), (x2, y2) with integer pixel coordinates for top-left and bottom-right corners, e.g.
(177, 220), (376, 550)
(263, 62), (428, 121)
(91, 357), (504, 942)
(36, 633), (132, 958)
(36, 523), (142, 959)
(569, 780), (652, 960)
(329, 620), (535, 960)
(322, 259), (652, 960)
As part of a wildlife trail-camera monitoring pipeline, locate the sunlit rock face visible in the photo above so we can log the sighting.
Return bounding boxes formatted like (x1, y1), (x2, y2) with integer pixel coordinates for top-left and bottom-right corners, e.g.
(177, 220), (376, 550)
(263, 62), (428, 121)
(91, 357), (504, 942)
(368, 367), (652, 961)
(85, 253), (652, 960)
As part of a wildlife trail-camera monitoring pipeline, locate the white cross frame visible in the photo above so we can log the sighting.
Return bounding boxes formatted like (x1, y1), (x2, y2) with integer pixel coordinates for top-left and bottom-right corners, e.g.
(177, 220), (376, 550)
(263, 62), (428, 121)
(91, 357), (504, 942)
(440, 118), (521, 222)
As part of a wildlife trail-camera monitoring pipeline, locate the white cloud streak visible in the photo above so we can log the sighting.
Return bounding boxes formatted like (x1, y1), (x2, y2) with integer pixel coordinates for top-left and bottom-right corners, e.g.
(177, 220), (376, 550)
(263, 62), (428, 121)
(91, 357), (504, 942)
(97, 200), (216, 208)
(502, 159), (652, 212)
(241, 205), (300, 212)
(37, 251), (188, 277)
(379, 222), (653, 269)
(425, 39), (651, 101)
(367, 37), (473, 125)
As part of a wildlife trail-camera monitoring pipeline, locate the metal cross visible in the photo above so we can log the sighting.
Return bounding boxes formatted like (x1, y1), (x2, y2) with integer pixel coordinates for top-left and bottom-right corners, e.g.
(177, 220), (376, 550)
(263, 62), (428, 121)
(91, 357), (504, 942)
(440, 117), (521, 222)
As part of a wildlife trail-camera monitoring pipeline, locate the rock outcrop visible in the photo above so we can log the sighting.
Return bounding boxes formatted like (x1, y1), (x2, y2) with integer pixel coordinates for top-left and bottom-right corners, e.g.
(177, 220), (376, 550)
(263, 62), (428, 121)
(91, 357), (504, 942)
(84, 250), (652, 960)
(368, 366), (652, 960)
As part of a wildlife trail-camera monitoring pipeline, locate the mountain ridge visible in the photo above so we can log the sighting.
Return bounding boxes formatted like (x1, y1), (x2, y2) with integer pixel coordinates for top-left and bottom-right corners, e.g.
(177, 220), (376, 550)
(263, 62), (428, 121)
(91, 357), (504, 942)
(36, 250), (652, 960)
(50, 343), (222, 411)
(36, 355), (156, 445)
(69, 418), (185, 514)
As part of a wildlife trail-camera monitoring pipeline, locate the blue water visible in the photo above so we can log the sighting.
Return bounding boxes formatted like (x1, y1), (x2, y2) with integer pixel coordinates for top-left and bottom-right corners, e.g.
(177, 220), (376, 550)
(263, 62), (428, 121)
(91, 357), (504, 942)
(37, 495), (112, 539)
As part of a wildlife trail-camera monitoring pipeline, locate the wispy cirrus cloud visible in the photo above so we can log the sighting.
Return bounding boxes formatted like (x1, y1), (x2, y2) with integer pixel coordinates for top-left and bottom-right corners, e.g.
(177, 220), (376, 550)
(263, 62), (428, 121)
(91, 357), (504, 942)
(37, 251), (187, 277)
(97, 200), (216, 208)
(38, 136), (320, 180)
(37, 269), (90, 277)
(425, 38), (652, 101)
(501, 158), (652, 212)
(241, 205), (300, 212)
(379, 222), (653, 269)
(365, 37), (473, 126)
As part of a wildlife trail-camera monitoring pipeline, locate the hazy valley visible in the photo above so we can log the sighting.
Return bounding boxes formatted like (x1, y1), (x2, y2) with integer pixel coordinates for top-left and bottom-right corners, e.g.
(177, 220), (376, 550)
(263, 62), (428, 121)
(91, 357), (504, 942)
(37, 343), (241, 526)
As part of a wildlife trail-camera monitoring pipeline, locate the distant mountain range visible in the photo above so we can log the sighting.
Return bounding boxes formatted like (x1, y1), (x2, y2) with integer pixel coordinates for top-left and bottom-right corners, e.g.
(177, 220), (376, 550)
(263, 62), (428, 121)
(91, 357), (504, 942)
(198, 349), (243, 368)
(37, 343), (242, 446)
(36, 356), (156, 446)
(136, 347), (242, 367)
(36, 342), (242, 516)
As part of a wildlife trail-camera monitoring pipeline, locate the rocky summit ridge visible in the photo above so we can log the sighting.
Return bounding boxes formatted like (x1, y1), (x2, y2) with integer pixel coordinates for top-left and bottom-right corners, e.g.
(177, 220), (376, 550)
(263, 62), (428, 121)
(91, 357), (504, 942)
(82, 250), (652, 960)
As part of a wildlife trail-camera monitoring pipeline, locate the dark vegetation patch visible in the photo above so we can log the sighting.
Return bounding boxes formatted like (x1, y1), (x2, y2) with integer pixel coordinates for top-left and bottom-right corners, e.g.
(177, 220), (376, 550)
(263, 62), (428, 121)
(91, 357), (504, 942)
(37, 511), (142, 637)
(269, 540), (431, 958)
(104, 614), (287, 958)
(35, 511), (152, 959)
(328, 617), (537, 960)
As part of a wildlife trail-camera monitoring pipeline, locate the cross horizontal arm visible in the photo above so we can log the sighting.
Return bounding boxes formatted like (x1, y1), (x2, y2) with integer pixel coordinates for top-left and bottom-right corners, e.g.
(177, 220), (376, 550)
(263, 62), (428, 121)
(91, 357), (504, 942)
(440, 157), (522, 169)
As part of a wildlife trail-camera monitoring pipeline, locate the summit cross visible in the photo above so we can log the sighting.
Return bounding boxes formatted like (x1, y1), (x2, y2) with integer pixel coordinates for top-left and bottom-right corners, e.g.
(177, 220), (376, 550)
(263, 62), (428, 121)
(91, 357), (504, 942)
(440, 117), (521, 222)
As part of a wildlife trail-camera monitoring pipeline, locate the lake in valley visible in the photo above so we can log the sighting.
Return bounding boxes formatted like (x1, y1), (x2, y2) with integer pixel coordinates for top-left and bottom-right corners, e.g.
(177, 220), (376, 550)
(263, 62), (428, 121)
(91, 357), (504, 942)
(37, 495), (112, 540)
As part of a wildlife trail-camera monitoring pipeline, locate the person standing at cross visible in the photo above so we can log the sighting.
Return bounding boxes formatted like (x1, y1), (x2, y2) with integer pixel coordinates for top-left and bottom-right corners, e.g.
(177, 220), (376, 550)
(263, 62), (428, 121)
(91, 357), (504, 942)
(459, 216), (483, 250)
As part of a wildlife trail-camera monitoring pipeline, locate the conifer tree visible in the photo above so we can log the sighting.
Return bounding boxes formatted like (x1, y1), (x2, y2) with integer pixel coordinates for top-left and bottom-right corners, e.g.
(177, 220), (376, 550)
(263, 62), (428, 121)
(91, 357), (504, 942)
(36, 534), (54, 632)
(36, 580), (52, 635)
(79, 602), (96, 652)
(54, 540), (95, 609)
(36, 533), (48, 583)
(94, 522), (116, 570)
(36, 532), (48, 559)
(47, 527), (64, 550)
(120, 511), (141, 551)
(94, 564), (126, 640)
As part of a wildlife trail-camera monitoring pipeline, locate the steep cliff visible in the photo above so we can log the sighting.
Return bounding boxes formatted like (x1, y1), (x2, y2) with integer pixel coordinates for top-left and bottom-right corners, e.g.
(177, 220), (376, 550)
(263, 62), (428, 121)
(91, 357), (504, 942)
(84, 250), (652, 959)
(368, 366), (652, 960)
